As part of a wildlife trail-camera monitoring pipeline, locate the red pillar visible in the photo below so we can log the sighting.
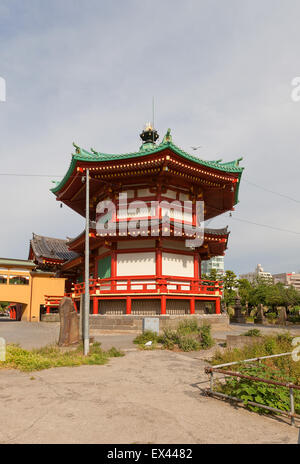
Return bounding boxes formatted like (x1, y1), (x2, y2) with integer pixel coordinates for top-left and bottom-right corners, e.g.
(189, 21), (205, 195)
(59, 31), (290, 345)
(111, 243), (117, 291)
(156, 243), (162, 277)
(193, 253), (200, 292)
(161, 295), (166, 315)
(215, 298), (221, 314)
(190, 298), (195, 314)
(93, 298), (98, 315)
(156, 241), (162, 293)
(126, 297), (131, 315)
(46, 306), (50, 314)
(194, 253), (199, 279)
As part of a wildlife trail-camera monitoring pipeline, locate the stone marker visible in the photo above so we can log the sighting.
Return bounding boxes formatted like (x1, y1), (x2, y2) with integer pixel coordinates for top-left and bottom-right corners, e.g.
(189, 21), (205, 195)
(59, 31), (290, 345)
(278, 306), (287, 326)
(254, 303), (265, 324)
(143, 317), (159, 335)
(230, 295), (246, 324)
(58, 297), (79, 346)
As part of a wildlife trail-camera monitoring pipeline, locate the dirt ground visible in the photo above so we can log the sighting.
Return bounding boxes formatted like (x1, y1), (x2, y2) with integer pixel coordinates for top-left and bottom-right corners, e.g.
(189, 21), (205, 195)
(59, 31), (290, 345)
(0, 349), (299, 444)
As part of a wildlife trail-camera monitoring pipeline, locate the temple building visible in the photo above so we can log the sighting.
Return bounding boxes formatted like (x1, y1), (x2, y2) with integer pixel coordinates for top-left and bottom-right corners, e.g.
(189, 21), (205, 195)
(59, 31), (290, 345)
(48, 125), (243, 318)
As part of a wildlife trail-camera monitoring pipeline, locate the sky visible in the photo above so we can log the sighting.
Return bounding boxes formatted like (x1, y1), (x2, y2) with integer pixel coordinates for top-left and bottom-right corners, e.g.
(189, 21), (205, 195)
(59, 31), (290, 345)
(0, 0), (300, 276)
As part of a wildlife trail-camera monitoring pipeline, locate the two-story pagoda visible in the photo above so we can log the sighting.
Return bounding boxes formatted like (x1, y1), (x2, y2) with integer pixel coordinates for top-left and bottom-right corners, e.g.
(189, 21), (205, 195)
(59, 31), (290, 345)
(51, 125), (243, 317)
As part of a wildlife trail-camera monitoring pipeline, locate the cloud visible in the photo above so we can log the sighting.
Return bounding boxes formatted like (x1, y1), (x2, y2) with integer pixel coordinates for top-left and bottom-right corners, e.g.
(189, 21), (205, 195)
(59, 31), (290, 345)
(0, 0), (300, 275)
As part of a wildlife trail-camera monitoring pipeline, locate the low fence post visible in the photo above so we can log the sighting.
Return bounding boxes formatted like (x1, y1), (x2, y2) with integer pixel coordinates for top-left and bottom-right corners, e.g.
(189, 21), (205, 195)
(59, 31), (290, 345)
(289, 386), (295, 426)
(210, 371), (214, 393)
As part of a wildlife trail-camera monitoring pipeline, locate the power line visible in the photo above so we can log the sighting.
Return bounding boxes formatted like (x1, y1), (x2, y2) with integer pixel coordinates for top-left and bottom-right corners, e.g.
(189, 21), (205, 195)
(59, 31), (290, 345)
(1, 172), (300, 235)
(230, 216), (300, 236)
(244, 179), (300, 204)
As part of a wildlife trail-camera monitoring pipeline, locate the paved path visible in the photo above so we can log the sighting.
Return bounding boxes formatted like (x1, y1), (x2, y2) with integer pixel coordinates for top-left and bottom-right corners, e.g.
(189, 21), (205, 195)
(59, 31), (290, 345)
(1, 320), (299, 351)
(0, 350), (298, 444)
(0, 321), (137, 350)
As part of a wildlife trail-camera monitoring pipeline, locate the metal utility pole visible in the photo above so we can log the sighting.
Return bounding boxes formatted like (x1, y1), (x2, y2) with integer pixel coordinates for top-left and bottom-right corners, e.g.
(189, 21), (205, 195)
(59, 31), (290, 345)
(84, 168), (90, 355)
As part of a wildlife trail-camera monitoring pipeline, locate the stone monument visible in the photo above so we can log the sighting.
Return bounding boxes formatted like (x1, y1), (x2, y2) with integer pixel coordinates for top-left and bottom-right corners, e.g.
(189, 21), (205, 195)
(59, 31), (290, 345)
(58, 297), (79, 346)
(254, 303), (265, 324)
(230, 295), (246, 324)
(278, 306), (287, 326)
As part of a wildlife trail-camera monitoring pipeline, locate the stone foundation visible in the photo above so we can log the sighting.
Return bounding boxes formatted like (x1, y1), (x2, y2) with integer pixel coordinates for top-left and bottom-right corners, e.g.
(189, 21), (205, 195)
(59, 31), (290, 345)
(89, 314), (229, 332)
(41, 313), (60, 322)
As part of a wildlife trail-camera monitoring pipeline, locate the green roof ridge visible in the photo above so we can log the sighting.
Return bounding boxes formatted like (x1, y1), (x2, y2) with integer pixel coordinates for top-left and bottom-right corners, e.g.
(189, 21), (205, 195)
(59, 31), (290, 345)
(51, 139), (244, 195)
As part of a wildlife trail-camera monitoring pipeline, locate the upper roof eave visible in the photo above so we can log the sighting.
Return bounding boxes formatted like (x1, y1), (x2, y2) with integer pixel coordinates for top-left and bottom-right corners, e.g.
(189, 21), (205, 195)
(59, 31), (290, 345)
(51, 141), (244, 195)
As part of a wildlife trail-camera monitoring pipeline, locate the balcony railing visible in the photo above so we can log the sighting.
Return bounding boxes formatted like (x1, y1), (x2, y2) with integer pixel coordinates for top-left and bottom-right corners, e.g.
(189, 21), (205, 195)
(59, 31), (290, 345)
(71, 276), (223, 297)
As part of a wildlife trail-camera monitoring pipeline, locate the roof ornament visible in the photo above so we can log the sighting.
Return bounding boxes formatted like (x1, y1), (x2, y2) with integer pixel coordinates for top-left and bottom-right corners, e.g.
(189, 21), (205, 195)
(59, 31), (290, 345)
(140, 122), (159, 148)
(72, 142), (81, 154)
(90, 148), (98, 155)
(162, 128), (172, 144)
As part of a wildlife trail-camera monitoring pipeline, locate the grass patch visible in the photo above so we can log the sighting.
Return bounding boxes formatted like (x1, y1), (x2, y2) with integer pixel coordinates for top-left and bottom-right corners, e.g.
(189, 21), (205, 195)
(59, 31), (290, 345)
(210, 333), (300, 416)
(133, 319), (214, 352)
(0, 342), (124, 372)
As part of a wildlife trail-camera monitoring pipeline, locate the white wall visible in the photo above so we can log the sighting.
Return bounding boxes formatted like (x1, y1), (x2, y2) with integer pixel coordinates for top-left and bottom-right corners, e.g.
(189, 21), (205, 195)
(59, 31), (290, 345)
(162, 252), (194, 277)
(117, 252), (156, 276)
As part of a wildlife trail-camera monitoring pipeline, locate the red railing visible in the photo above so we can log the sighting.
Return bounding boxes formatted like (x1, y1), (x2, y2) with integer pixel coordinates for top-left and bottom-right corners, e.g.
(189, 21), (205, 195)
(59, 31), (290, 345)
(71, 276), (223, 297)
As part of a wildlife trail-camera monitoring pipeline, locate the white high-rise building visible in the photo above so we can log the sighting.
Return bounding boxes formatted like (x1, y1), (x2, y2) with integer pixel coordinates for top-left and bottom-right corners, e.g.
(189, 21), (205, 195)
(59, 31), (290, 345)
(201, 256), (225, 276)
(240, 264), (272, 283)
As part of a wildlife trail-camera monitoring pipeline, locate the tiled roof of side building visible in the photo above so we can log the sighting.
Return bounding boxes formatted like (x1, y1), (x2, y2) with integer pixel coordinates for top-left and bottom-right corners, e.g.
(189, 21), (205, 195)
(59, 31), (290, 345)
(30, 233), (79, 262)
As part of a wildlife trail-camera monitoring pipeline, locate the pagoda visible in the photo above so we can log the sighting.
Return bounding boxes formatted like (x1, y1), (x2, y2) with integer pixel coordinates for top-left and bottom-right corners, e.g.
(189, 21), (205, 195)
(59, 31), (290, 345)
(51, 125), (244, 317)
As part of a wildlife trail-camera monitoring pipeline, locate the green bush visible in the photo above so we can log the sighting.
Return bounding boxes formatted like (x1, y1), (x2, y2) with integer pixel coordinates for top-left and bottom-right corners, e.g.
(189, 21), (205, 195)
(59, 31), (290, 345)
(177, 318), (199, 335)
(265, 312), (277, 320)
(216, 364), (300, 415)
(243, 329), (261, 337)
(199, 324), (214, 349)
(133, 330), (159, 345)
(211, 333), (300, 416)
(288, 315), (300, 323)
(157, 322), (214, 352)
(177, 336), (201, 352)
(158, 329), (179, 350)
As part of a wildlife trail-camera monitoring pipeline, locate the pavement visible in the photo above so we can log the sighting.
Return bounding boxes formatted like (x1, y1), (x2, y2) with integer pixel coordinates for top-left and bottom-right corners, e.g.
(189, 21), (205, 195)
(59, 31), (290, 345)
(0, 319), (299, 350)
(0, 349), (299, 444)
(0, 319), (299, 444)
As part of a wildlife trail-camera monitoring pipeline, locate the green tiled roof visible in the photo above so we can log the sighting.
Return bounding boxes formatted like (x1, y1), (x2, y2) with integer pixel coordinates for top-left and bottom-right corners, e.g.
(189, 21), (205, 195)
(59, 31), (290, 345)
(51, 136), (244, 196)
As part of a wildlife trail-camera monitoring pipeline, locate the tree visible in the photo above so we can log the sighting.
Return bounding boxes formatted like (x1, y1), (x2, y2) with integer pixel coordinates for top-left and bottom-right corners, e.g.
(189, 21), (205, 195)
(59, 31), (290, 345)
(237, 279), (252, 307)
(208, 268), (219, 282)
(223, 270), (238, 307)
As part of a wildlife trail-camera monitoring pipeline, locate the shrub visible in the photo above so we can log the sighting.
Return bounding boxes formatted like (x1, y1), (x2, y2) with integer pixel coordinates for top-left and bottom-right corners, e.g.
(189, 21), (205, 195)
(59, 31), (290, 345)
(211, 333), (300, 416)
(199, 324), (214, 349)
(133, 330), (159, 345)
(157, 322), (214, 352)
(215, 364), (300, 415)
(243, 329), (261, 337)
(177, 318), (199, 335)
(177, 336), (201, 352)
(158, 329), (179, 350)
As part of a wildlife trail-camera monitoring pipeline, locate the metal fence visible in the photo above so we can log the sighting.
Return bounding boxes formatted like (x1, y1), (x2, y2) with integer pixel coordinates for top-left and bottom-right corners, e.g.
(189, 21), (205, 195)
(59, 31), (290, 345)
(205, 352), (300, 426)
